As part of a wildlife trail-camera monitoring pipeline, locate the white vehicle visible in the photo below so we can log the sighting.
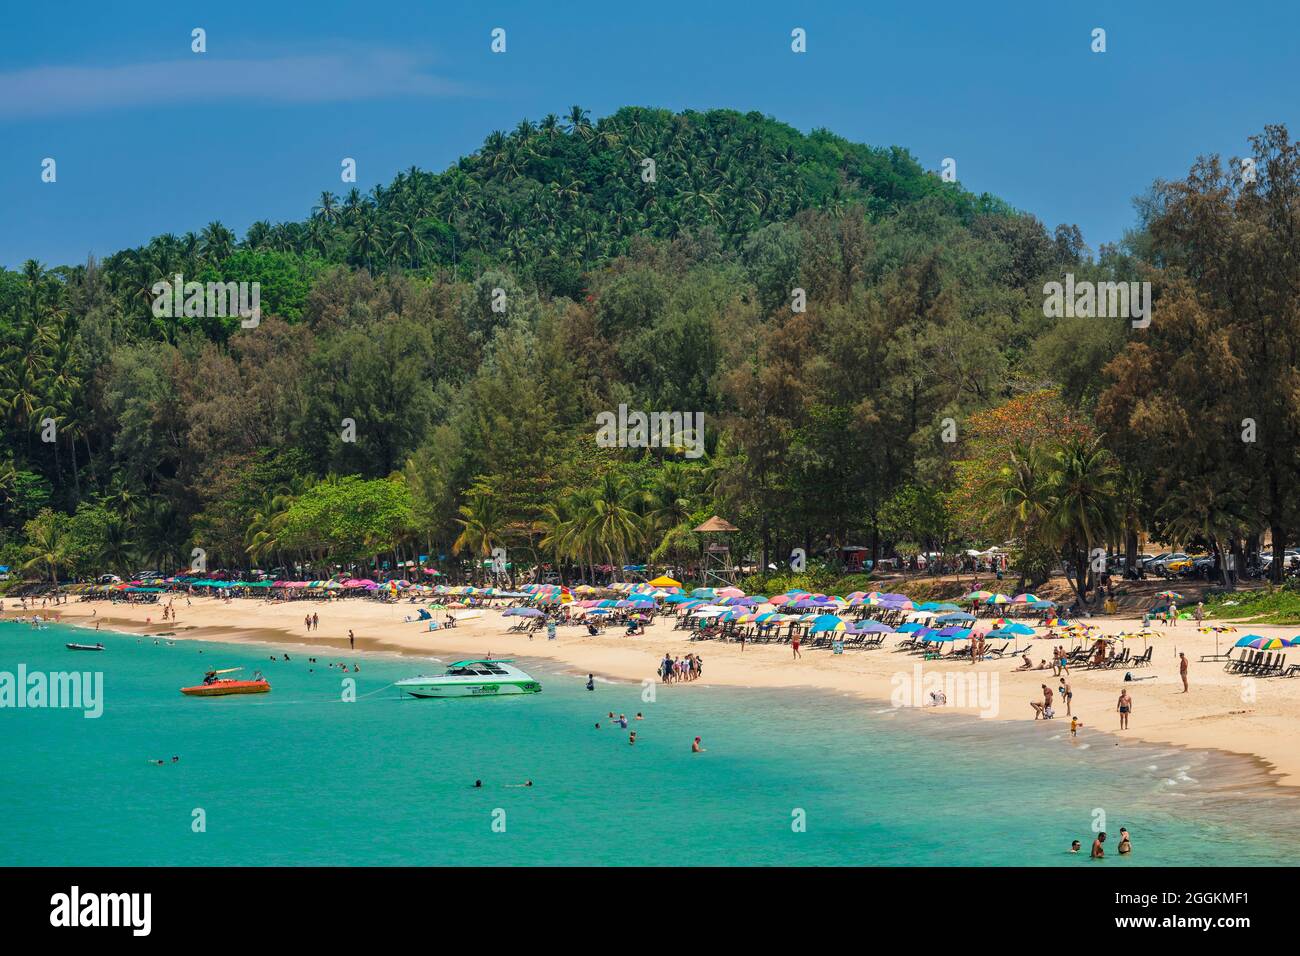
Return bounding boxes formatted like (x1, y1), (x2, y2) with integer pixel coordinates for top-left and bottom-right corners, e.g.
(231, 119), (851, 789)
(396, 659), (542, 698)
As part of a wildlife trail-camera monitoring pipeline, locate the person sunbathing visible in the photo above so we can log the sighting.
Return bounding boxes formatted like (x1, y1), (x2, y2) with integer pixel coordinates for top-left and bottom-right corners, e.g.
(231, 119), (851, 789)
(1016, 653), (1034, 671)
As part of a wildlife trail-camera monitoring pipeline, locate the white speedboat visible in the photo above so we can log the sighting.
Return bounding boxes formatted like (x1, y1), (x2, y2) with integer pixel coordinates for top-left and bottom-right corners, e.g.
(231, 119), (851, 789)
(396, 659), (541, 698)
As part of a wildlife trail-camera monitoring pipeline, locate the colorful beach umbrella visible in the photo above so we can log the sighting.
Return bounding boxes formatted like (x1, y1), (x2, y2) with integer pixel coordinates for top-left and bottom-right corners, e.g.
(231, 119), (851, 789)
(809, 614), (847, 633)
(1234, 635), (1289, 650)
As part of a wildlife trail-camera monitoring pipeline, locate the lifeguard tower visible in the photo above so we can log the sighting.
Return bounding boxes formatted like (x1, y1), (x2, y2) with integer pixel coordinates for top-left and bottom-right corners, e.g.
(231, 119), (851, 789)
(694, 515), (740, 586)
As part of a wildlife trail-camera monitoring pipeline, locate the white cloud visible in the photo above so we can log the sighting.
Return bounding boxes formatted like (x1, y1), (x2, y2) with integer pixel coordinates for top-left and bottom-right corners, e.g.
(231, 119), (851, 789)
(0, 50), (465, 118)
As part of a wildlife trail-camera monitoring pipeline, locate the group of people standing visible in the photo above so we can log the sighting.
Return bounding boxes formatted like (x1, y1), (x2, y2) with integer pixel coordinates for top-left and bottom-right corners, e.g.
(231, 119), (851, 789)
(659, 653), (702, 683)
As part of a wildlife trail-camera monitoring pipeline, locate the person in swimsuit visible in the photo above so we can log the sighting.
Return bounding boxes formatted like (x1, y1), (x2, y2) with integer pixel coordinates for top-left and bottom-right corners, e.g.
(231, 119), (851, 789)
(1117, 828), (1132, 854)
(1070, 840), (1081, 854)
(692, 736), (706, 753)
(1059, 678), (1073, 716)
(792, 634), (801, 659)
(1117, 689), (1132, 730)
(1179, 652), (1189, 693)
(1092, 832), (1106, 858)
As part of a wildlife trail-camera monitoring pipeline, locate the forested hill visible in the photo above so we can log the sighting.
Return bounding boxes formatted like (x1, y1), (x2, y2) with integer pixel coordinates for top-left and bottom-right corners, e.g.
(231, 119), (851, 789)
(3, 104), (1170, 588)
(110, 106), (1015, 302)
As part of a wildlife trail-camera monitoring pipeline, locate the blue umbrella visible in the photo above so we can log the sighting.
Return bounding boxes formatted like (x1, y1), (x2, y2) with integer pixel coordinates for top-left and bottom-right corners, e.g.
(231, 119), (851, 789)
(848, 620), (894, 634)
(934, 626), (972, 639)
(897, 622), (928, 633)
(810, 614), (847, 633)
(935, 612), (976, 624)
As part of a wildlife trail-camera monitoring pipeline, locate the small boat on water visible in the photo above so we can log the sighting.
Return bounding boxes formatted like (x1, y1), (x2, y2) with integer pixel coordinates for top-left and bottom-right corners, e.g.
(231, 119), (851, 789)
(396, 659), (541, 698)
(66, 642), (104, 651)
(180, 667), (271, 697)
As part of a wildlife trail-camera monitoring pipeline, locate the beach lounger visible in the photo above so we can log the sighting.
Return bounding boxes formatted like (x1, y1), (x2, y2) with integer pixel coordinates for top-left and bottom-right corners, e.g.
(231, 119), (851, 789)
(1245, 652), (1272, 676)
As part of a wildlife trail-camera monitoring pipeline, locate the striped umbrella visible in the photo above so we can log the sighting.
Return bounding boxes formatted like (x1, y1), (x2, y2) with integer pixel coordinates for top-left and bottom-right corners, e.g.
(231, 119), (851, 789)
(1234, 635), (1289, 650)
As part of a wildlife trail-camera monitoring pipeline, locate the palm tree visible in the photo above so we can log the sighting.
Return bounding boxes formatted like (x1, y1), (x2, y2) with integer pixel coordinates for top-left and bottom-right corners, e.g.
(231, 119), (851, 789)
(579, 474), (649, 571)
(1043, 435), (1120, 607)
(198, 221), (236, 262)
(313, 191), (340, 224)
(98, 515), (135, 576)
(453, 494), (506, 581)
(565, 105), (593, 140)
(22, 510), (68, 585)
(1157, 479), (1249, 588)
(983, 443), (1052, 592)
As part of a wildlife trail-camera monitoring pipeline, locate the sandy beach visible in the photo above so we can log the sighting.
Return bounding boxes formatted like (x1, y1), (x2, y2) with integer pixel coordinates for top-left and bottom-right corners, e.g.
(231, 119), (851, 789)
(13, 594), (1300, 789)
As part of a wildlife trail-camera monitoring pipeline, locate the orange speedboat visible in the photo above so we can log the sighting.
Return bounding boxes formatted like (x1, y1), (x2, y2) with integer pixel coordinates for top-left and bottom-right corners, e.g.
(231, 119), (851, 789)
(181, 667), (271, 697)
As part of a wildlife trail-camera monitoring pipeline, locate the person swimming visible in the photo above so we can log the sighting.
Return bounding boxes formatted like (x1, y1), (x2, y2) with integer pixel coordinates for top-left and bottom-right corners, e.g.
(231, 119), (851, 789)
(586, 674), (595, 691)
(692, 736), (706, 753)
(1069, 840), (1081, 854)
(473, 780), (482, 788)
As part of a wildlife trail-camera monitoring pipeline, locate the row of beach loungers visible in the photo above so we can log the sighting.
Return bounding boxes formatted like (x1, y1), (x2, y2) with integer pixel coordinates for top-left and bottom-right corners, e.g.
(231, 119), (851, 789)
(1223, 651), (1297, 677)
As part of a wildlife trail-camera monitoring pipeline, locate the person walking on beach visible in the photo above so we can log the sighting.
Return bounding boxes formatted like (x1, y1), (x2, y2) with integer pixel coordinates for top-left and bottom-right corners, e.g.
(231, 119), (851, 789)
(547, 618), (556, 641)
(1168, 600), (1178, 626)
(348, 629), (355, 650)
(312, 612), (319, 631)
(1059, 677), (1073, 716)
(1179, 652), (1189, 693)
(792, 633), (801, 659)
(1117, 689), (1132, 730)
(1194, 602), (1204, 626)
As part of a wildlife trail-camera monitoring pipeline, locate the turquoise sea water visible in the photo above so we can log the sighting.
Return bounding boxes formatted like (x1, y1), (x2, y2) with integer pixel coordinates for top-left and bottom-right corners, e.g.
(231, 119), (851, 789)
(1, 620), (1297, 866)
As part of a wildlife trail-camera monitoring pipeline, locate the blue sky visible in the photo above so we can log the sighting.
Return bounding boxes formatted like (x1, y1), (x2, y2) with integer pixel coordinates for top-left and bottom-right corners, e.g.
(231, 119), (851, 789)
(1, 0), (1295, 268)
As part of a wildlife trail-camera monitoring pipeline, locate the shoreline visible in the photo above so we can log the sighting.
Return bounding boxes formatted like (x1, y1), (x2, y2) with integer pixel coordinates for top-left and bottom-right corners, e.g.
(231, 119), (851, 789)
(7, 595), (1300, 789)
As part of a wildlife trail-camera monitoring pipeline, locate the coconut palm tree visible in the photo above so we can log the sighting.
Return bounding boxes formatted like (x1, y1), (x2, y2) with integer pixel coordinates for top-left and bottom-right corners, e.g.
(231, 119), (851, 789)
(22, 509), (68, 585)
(453, 494), (506, 581)
(580, 474), (649, 570)
(98, 515), (135, 577)
(1043, 434), (1120, 607)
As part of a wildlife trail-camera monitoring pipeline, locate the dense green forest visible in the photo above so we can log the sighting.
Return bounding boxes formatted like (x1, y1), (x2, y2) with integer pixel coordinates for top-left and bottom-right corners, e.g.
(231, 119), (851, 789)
(3, 107), (1299, 600)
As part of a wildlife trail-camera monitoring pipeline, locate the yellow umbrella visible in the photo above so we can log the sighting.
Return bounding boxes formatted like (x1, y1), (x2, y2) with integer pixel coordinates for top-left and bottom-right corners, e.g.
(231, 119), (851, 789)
(648, 575), (682, 588)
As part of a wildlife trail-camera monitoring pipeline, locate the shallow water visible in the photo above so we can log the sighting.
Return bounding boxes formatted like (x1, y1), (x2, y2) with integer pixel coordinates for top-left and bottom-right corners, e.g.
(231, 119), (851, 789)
(1, 621), (1296, 865)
